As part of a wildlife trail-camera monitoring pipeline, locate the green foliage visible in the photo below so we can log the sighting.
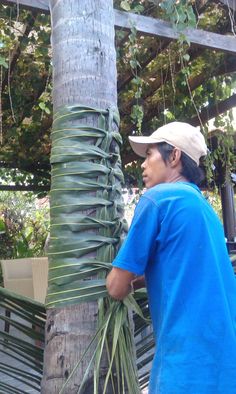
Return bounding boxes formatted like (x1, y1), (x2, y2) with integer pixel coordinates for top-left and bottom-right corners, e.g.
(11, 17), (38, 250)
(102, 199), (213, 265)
(38, 75), (52, 115)
(160, 0), (197, 30)
(0, 5), (51, 189)
(120, 0), (144, 13)
(212, 128), (235, 174)
(131, 104), (144, 133)
(128, 26), (144, 134)
(0, 191), (49, 259)
(203, 190), (223, 221)
(120, 0), (131, 11)
(0, 40), (8, 68)
(1, 1), (236, 190)
(0, 57), (8, 69)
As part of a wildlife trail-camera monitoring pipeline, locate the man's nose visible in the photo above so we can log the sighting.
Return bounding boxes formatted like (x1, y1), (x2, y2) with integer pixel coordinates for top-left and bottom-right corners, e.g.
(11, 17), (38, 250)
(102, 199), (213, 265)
(141, 160), (146, 169)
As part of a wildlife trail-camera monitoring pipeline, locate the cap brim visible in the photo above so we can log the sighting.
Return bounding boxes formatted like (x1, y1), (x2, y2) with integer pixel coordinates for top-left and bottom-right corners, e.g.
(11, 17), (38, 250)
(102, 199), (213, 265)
(128, 136), (163, 157)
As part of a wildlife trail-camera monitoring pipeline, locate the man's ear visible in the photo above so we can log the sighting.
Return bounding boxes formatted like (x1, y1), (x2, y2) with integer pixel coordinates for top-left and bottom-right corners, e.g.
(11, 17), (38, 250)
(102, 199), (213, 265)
(169, 148), (182, 167)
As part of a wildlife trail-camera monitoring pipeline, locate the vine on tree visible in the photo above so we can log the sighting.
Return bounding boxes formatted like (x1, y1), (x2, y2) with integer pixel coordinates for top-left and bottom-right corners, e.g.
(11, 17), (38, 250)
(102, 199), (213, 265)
(120, 1), (145, 134)
(0, 40), (9, 144)
(128, 26), (144, 134)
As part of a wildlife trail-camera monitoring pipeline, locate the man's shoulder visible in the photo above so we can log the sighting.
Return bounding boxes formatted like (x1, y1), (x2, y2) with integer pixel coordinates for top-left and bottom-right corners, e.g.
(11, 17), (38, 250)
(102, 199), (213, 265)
(140, 182), (203, 212)
(144, 182), (200, 200)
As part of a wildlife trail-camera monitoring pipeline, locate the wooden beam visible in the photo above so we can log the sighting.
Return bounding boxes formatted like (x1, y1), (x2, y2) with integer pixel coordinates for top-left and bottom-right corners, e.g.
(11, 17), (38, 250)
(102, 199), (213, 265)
(4, 0), (234, 14)
(114, 10), (236, 55)
(2, 0), (236, 54)
(220, 0), (236, 11)
(1, 0), (49, 13)
(189, 93), (236, 126)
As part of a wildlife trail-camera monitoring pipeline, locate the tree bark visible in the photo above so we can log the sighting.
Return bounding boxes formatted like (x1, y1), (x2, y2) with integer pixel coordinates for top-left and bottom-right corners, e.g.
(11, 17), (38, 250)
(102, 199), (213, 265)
(41, 1), (118, 392)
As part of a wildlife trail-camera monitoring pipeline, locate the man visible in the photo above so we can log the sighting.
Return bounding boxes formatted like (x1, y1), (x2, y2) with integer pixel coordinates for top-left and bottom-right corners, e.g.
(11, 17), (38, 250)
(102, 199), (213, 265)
(106, 122), (236, 393)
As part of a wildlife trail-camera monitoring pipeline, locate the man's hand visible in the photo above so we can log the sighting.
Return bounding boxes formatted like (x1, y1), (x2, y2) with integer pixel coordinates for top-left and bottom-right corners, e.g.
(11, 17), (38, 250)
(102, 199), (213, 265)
(106, 268), (146, 300)
(106, 267), (135, 300)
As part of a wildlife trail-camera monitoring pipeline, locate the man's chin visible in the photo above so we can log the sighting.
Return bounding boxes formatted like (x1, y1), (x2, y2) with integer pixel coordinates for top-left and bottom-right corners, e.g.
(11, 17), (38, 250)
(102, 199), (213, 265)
(145, 182), (151, 189)
(146, 182), (157, 189)
(143, 178), (156, 189)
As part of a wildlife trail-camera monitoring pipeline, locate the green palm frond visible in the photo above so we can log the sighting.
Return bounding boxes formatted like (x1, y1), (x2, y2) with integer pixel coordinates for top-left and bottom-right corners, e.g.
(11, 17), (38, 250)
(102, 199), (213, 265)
(47, 105), (126, 311)
(59, 296), (146, 394)
(133, 291), (154, 391)
(0, 381), (29, 394)
(0, 286), (46, 392)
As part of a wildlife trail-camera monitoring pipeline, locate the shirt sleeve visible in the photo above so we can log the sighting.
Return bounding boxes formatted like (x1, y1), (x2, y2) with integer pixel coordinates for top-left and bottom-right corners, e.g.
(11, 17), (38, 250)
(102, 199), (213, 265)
(112, 195), (160, 276)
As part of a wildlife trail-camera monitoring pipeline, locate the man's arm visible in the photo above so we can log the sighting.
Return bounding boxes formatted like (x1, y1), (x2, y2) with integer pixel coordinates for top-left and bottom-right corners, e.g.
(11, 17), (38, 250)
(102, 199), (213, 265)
(106, 267), (135, 300)
(106, 268), (146, 300)
(132, 275), (146, 291)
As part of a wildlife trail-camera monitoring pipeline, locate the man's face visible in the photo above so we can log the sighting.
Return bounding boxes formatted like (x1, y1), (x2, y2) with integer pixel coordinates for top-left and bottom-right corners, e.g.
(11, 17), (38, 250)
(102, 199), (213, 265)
(141, 144), (170, 189)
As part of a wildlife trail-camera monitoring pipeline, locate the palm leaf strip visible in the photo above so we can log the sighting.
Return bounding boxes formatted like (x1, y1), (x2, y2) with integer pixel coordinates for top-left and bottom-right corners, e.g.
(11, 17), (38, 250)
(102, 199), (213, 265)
(0, 286), (45, 392)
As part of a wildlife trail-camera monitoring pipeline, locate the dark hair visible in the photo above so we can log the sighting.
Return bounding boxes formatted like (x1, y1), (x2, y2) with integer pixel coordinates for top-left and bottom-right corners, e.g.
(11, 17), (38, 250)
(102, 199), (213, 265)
(156, 142), (205, 186)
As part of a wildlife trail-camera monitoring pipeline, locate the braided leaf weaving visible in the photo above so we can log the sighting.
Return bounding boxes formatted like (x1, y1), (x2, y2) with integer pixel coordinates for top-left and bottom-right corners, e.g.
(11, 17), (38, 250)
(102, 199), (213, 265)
(46, 105), (127, 308)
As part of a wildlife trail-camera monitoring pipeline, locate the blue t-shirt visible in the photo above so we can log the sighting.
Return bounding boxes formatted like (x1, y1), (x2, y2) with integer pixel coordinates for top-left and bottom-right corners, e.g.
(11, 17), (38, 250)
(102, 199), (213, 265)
(113, 182), (236, 394)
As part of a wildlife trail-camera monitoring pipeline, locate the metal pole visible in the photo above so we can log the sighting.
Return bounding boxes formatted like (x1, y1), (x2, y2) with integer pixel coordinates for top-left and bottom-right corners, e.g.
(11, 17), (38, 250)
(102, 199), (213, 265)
(219, 181), (236, 242)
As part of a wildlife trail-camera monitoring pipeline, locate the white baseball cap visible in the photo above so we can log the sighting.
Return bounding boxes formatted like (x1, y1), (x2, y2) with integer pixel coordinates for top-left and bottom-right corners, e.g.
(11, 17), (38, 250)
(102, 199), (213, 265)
(129, 121), (207, 166)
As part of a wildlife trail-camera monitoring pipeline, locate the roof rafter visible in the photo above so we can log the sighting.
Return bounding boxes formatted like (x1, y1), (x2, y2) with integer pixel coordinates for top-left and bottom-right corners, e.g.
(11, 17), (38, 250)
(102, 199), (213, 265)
(3, 0), (235, 12)
(118, 39), (170, 92)
(220, 0), (236, 10)
(139, 53), (236, 125)
(119, 46), (204, 116)
(114, 10), (236, 54)
(1, 0), (49, 12)
(189, 93), (236, 126)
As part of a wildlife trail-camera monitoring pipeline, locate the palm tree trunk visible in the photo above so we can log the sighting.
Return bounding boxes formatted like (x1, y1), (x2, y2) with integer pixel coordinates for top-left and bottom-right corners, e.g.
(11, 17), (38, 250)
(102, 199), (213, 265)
(41, 1), (119, 392)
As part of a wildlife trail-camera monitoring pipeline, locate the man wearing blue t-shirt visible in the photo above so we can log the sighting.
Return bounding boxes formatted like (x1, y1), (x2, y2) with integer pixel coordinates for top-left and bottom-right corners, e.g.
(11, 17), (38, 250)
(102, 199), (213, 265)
(106, 122), (236, 394)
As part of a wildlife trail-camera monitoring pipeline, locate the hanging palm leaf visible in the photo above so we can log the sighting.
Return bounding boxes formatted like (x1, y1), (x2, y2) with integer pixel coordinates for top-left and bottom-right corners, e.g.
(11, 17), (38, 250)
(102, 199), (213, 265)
(0, 286), (46, 393)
